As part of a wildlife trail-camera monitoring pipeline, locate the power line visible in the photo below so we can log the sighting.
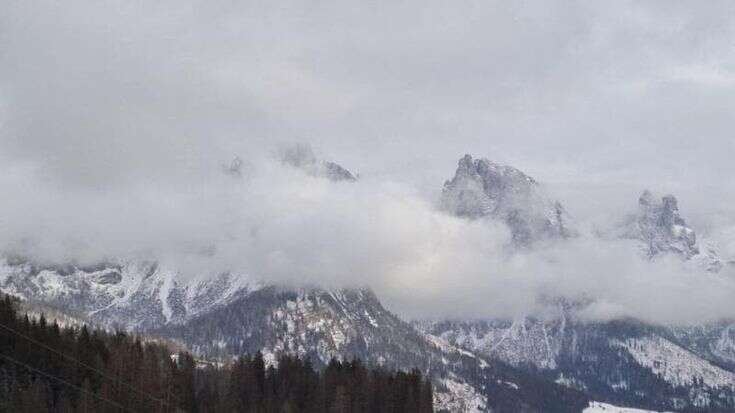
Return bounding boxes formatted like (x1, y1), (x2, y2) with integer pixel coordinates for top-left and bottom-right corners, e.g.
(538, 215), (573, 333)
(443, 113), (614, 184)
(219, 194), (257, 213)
(0, 319), (178, 411)
(0, 351), (138, 413)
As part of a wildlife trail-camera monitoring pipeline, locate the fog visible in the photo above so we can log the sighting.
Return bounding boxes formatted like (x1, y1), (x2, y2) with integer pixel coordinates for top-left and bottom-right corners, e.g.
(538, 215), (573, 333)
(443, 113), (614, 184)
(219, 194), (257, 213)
(1, 0), (735, 324)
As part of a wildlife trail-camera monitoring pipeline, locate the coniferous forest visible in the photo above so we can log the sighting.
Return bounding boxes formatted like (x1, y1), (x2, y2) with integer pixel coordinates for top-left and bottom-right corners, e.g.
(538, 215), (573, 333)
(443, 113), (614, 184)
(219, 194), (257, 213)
(0, 295), (433, 412)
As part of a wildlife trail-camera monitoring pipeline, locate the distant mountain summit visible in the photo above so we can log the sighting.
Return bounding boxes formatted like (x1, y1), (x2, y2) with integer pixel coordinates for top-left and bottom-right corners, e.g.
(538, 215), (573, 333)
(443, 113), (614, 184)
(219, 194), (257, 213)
(622, 190), (722, 271)
(441, 154), (572, 246)
(630, 190), (698, 259)
(279, 143), (357, 182)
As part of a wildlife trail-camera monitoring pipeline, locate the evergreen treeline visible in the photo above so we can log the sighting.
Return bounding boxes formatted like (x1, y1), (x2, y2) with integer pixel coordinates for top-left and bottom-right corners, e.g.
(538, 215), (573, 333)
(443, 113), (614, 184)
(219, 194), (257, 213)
(0, 295), (433, 412)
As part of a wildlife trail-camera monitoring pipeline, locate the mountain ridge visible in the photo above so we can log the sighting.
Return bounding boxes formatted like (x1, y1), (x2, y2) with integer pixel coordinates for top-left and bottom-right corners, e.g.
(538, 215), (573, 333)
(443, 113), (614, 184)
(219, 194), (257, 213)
(430, 154), (735, 411)
(2, 151), (734, 411)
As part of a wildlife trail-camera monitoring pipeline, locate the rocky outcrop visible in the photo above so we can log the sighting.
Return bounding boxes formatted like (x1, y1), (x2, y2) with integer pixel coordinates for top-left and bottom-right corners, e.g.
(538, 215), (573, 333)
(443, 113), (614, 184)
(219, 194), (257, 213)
(631, 191), (698, 259)
(622, 190), (723, 271)
(279, 143), (357, 182)
(441, 154), (571, 246)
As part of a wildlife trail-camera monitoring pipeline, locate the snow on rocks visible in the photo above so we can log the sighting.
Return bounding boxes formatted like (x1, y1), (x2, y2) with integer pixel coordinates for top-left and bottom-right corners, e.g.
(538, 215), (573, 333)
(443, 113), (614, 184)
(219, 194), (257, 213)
(434, 377), (487, 413)
(613, 336), (735, 389)
(583, 401), (671, 413)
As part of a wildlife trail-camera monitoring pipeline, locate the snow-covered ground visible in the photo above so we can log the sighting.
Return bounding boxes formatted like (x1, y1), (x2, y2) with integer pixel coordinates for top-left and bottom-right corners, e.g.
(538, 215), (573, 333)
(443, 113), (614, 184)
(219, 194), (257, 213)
(583, 401), (669, 413)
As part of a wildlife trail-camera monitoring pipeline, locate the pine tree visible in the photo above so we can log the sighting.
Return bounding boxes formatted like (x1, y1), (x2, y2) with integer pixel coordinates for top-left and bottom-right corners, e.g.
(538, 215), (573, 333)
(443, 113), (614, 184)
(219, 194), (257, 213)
(0, 293), (436, 413)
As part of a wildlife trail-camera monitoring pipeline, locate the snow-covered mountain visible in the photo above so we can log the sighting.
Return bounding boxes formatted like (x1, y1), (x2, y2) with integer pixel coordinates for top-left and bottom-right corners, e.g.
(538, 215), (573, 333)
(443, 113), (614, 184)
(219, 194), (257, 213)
(3, 151), (734, 411)
(430, 154), (735, 411)
(0, 258), (256, 331)
(441, 154), (573, 246)
(426, 313), (735, 411)
(0, 154), (591, 412)
(426, 306), (569, 371)
(0, 257), (590, 412)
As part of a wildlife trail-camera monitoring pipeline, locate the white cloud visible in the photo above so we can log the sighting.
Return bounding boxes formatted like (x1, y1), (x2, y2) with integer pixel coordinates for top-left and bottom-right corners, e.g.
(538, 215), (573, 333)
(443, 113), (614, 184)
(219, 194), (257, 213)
(1, 0), (734, 324)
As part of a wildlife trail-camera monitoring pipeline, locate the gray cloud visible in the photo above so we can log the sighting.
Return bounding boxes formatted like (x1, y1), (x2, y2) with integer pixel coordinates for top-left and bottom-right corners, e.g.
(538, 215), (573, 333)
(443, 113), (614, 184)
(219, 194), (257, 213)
(1, 0), (735, 324)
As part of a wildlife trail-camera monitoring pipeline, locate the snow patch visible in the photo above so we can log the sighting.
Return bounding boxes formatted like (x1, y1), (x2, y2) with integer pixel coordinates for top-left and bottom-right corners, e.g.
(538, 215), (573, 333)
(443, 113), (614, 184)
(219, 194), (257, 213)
(584, 401), (670, 413)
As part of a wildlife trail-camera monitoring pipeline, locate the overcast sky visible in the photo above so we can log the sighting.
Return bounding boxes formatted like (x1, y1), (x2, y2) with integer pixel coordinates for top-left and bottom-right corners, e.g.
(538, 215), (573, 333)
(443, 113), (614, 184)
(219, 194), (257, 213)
(1, 1), (735, 323)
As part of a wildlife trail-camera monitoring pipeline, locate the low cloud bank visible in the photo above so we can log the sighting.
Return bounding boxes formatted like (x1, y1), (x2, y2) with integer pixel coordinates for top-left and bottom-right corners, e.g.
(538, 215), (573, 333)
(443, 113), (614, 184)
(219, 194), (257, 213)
(2, 0), (735, 325)
(1, 156), (733, 326)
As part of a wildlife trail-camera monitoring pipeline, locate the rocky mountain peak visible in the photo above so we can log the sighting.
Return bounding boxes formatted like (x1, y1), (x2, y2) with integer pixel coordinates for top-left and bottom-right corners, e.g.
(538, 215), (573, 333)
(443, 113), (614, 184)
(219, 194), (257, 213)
(441, 154), (570, 246)
(280, 143), (357, 182)
(632, 190), (699, 260)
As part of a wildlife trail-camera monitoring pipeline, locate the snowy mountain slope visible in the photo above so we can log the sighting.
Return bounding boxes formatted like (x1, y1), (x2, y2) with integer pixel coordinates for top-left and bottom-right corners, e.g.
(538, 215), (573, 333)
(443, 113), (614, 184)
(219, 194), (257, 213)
(0, 258), (589, 412)
(554, 322), (735, 410)
(427, 314), (567, 370)
(427, 317), (735, 410)
(0, 258), (256, 330)
(154, 286), (589, 411)
(157, 287), (427, 365)
(612, 336), (735, 389)
(670, 323), (735, 370)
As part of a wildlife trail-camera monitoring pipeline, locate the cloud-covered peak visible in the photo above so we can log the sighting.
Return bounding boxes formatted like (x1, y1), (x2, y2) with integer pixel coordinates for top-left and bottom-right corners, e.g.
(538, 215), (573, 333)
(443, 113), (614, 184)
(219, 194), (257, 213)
(623, 190), (724, 272)
(441, 154), (571, 246)
(279, 143), (357, 182)
(631, 190), (698, 258)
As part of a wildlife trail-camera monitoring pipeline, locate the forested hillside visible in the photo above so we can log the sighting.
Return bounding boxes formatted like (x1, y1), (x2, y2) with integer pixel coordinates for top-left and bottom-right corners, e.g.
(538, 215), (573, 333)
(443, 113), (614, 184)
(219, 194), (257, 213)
(0, 295), (433, 412)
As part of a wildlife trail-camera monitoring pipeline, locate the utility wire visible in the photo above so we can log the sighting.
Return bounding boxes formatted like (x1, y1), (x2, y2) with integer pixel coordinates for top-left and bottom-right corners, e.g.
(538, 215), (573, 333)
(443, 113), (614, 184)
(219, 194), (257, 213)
(0, 319), (179, 410)
(0, 351), (138, 413)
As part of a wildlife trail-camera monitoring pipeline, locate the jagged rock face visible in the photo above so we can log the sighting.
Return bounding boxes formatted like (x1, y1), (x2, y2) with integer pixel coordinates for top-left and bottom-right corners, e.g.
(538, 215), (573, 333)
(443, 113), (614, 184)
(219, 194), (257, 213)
(632, 191), (699, 259)
(622, 190), (723, 272)
(427, 317), (567, 370)
(425, 317), (561, 366)
(322, 161), (356, 182)
(423, 303), (575, 372)
(279, 143), (357, 182)
(160, 287), (457, 369)
(441, 154), (571, 246)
